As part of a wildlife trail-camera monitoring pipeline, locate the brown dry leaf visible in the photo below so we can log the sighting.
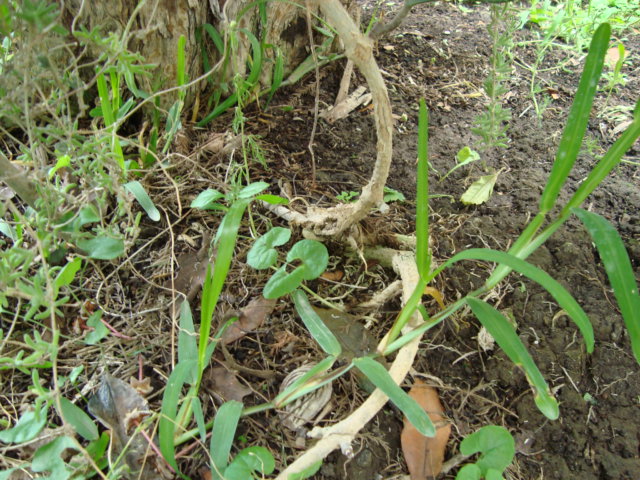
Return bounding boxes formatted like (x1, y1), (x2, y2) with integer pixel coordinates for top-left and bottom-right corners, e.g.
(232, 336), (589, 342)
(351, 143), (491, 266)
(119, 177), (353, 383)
(198, 467), (212, 480)
(605, 46), (621, 69)
(129, 376), (154, 396)
(401, 379), (451, 479)
(423, 286), (445, 310)
(204, 367), (252, 402)
(221, 297), (276, 344)
(320, 270), (344, 282)
(545, 87), (560, 100)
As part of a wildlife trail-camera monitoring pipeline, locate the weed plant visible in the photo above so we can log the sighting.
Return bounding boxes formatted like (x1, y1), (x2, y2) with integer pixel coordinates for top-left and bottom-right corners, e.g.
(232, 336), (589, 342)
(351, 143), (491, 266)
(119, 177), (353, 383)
(472, 2), (518, 150)
(518, 0), (639, 120)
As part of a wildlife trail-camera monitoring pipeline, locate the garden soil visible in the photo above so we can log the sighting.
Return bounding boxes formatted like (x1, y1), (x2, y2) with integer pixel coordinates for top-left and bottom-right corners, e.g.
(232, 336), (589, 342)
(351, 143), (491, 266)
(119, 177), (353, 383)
(240, 2), (639, 478)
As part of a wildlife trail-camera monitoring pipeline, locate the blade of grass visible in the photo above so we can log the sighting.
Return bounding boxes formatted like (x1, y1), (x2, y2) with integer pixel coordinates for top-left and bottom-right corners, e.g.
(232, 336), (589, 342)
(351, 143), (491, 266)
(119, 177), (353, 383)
(538, 23), (610, 214)
(123, 181), (160, 221)
(292, 290), (341, 356)
(353, 357), (435, 436)
(416, 98), (430, 279)
(381, 276), (428, 352)
(573, 208), (640, 364)
(96, 72), (125, 170)
(240, 28), (262, 87)
(199, 199), (249, 382)
(176, 34), (187, 102)
(159, 360), (197, 477)
(266, 47), (284, 107)
(203, 24), (224, 54)
(210, 400), (243, 480)
(562, 103), (640, 214)
(433, 248), (594, 352)
(466, 298), (559, 420)
(273, 356), (339, 407)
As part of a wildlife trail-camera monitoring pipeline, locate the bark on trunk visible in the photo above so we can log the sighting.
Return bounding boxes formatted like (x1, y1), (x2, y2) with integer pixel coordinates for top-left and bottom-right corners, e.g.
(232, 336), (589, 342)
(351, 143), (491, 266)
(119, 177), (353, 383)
(62, 0), (352, 110)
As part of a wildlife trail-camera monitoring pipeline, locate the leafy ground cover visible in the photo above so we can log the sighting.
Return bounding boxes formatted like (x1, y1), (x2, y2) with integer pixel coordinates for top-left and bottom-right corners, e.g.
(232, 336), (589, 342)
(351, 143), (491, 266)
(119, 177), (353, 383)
(1, 1), (639, 479)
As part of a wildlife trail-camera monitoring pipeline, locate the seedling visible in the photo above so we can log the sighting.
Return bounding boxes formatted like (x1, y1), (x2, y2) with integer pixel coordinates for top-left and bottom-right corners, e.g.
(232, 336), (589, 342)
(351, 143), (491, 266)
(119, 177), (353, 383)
(456, 426), (516, 480)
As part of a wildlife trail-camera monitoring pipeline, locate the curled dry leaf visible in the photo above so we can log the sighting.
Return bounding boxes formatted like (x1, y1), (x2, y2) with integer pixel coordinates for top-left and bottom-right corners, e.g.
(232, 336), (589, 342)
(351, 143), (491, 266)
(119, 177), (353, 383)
(401, 379), (451, 480)
(221, 297), (276, 345)
(203, 366), (252, 402)
(320, 270), (344, 282)
(278, 364), (333, 432)
(129, 376), (154, 396)
(88, 374), (166, 479)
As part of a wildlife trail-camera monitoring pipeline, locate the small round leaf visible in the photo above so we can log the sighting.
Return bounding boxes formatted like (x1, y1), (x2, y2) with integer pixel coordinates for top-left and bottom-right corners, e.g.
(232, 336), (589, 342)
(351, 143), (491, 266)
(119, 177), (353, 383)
(286, 239), (328, 280)
(247, 227), (291, 269)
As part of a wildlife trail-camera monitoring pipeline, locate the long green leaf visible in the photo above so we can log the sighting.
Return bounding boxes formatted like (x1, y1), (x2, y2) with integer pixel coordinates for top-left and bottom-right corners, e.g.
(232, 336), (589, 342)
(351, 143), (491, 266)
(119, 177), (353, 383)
(573, 208), (640, 364)
(466, 298), (559, 420)
(96, 73), (115, 128)
(210, 400), (243, 480)
(96, 72), (125, 170)
(266, 47), (284, 106)
(124, 181), (160, 221)
(274, 356), (339, 407)
(177, 35), (186, 88)
(383, 276), (428, 351)
(436, 248), (594, 352)
(199, 200), (248, 379)
(353, 357), (435, 436)
(292, 290), (341, 356)
(159, 360), (197, 477)
(562, 105), (640, 214)
(197, 92), (239, 126)
(203, 24), (224, 54)
(240, 28), (263, 86)
(538, 23), (610, 213)
(178, 302), (198, 384)
(416, 99), (430, 278)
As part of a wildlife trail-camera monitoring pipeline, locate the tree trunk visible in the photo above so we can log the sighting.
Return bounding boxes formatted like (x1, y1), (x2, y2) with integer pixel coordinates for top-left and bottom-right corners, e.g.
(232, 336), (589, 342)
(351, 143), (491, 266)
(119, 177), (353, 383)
(62, 0), (352, 110)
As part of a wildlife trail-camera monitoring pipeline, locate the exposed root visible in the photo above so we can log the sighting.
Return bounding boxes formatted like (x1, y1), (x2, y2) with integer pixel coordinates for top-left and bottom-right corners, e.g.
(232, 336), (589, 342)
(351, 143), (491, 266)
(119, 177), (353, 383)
(271, 0), (393, 238)
(276, 247), (423, 478)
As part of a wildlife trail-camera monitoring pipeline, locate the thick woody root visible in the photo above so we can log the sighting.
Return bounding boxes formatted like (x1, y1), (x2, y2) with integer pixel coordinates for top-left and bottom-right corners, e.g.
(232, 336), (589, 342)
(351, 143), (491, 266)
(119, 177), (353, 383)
(268, 0), (394, 238)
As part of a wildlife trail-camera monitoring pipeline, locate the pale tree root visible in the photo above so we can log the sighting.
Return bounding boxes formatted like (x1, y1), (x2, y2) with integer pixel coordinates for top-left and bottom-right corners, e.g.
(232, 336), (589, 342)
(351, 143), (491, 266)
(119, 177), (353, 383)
(271, 1), (424, 476)
(276, 248), (424, 479)
(269, 0), (393, 238)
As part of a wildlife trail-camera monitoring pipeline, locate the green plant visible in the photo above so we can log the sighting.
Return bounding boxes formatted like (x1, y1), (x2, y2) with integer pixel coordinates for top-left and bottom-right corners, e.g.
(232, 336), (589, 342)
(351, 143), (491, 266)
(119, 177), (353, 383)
(518, 0), (639, 120)
(456, 426), (515, 480)
(158, 181), (288, 473)
(247, 227), (329, 299)
(196, 5), (343, 128)
(521, 0), (640, 52)
(472, 2), (517, 150)
(336, 186), (405, 204)
(383, 25), (640, 423)
(0, 3), (200, 477)
(602, 41), (628, 108)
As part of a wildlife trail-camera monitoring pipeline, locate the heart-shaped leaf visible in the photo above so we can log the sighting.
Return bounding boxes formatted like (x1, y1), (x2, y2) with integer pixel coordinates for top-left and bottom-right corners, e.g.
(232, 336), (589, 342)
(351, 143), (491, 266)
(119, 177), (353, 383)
(263, 239), (328, 299)
(458, 425), (515, 478)
(247, 227), (291, 269)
